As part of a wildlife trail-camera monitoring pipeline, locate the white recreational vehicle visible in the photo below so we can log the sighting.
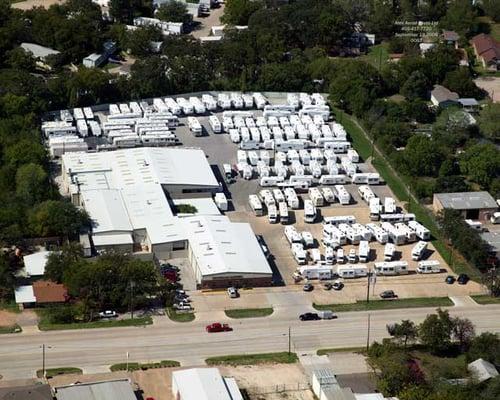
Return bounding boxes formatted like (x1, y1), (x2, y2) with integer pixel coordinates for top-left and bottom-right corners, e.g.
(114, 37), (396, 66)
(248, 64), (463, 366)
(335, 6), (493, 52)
(292, 243), (307, 265)
(384, 243), (396, 261)
(323, 215), (356, 226)
(366, 223), (389, 244)
(374, 261), (408, 276)
(337, 248), (345, 263)
(248, 194), (263, 216)
(187, 117), (202, 136)
(325, 246), (335, 265)
(358, 185), (376, 203)
(395, 223), (417, 243)
(334, 185), (351, 205)
(384, 197), (397, 214)
(358, 240), (370, 263)
(323, 224), (346, 247)
(299, 265), (332, 280)
(338, 223), (361, 245)
(336, 264), (368, 279)
(301, 231), (314, 247)
(321, 187), (336, 203)
(309, 188), (325, 207)
(381, 222), (406, 245)
(369, 197), (382, 221)
(416, 260), (441, 274)
(411, 241), (428, 261)
(279, 201), (289, 224)
(304, 199), (317, 223)
(209, 115), (222, 133)
(285, 226), (302, 245)
(408, 220), (431, 241)
(268, 204), (278, 224)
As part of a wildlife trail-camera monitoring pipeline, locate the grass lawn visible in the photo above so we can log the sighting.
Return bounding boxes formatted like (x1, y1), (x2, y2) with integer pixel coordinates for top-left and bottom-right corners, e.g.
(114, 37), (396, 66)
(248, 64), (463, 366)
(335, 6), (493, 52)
(471, 295), (500, 305)
(317, 347), (365, 356)
(361, 43), (390, 69)
(110, 360), (180, 372)
(491, 23), (500, 41)
(166, 307), (195, 322)
(413, 351), (467, 380)
(313, 297), (453, 312)
(206, 352), (298, 366)
(332, 107), (481, 281)
(38, 316), (152, 331)
(0, 324), (22, 334)
(36, 367), (82, 378)
(224, 308), (273, 319)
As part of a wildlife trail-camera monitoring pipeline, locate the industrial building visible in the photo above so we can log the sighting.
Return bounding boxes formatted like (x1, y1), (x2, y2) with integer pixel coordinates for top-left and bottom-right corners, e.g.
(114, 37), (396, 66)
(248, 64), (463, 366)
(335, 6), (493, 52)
(172, 368), (243, 400)
(61, 147), (272, 288)
(53, 379), (136, 400)
(433, 191), (498, 221)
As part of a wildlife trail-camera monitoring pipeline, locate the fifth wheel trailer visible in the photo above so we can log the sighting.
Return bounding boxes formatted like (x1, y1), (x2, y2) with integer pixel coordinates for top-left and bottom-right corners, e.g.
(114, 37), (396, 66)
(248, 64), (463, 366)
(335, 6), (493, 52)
(408, 220), (431, 241)
(374, 261), (409, 276)
(336, 265), (368, 279)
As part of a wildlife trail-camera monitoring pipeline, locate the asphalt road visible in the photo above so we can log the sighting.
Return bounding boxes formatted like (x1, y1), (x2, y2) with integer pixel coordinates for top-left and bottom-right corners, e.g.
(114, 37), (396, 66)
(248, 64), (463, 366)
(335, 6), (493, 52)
(1, 304), (500, 379)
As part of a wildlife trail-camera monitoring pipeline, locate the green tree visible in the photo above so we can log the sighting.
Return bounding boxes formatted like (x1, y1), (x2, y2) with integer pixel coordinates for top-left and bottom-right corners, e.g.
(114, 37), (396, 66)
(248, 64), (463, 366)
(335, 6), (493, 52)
(125, 26), (162, 57)
(440, 0), (477, 37)
(401, 70), (431, 100)
(44, 242), (84, 283)
(15, 163), (48, 206)
(222, 0), (264, 25)
(0, 255), (14, 300)
(402, 135), (445, 177)
(5, 48), (36, 71)
(467, 332), (500, 365)
(478, 103), (500, 142)
(28, 200), (89, 238)
(459, 143), (500, 189)
(443, 68), (483, 98)
(156, 0), (191, 24)
(482, 0), (500, 22)
(452, 317), (475, 351)
(388, 320), (418, 347)
(418, 309), (455, 354)
(365, 0), (396, 39)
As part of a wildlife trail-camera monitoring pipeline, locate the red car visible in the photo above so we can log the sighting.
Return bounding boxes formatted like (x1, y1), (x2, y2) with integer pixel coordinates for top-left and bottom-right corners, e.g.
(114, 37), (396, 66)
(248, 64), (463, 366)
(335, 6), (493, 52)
(206, 322), (233, 333)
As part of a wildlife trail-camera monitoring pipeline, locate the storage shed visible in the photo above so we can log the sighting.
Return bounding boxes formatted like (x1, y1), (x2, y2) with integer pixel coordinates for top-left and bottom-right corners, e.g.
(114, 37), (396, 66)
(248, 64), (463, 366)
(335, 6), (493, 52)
(172, 368), (243, 400)
(433, 191), (497, 221)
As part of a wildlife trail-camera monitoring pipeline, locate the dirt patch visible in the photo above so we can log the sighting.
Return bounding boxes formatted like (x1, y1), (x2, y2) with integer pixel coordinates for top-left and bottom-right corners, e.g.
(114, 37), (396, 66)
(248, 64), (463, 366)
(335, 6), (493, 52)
(191, 5), (225, 39)
(0, 311), (17, 327)
(12, 0), (65, 10)
(475, 77), (500, 102)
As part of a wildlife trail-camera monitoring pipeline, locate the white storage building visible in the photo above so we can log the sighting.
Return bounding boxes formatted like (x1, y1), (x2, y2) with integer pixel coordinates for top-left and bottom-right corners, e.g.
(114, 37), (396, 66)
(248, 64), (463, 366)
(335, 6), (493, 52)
(172, 368), (243, 400)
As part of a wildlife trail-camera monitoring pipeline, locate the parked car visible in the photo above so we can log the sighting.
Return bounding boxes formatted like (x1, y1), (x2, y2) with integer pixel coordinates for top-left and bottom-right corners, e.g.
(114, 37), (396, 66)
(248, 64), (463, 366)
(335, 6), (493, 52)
(323, 282), (332, 290)
(318, 310), (337, 320)
(175, 289), (186, 295)
(162, 270), (178, 282)
(332, 281), (344, 291)
(173, 303), (192, 311)
(160, 263), (179, 272)
(206, 322), (233, 332)
(303, 283), (314, 292)
(299, 312), (321, 321)
(174, 295), (190, 303)
(256, 235), (270, 258)
(380, 290), (397, 299)
(227, 287), (239, 298)
(457, 274), (469, 285)
(99, 310), (117, 318)
(445, 275), (456, 284)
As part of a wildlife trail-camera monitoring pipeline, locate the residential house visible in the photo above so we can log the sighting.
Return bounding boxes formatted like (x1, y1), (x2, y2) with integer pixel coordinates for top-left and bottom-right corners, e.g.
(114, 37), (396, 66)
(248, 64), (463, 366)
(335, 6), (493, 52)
(471, 33), (500, 71)
(20, 42), (60, 70)
(443, 30), (459, 48)
(430, 85), (459, 108)
(15, 280), (68, 309)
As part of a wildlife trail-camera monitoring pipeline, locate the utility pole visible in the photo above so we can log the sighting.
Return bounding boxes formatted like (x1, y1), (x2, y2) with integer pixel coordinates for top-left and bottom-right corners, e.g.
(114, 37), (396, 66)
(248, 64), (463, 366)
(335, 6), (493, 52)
(366, 314), (371, 352)
(288, 326), (291, 355)
(366, 272), (371, 304)
(40, 344), (51, 379)
(126, 351), (130, 372)
(129, 280), (135, 319)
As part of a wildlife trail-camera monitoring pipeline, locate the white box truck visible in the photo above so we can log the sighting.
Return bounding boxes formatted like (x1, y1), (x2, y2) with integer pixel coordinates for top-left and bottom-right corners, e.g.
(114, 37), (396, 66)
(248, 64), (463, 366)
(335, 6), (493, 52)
(416, 260), (441, 274)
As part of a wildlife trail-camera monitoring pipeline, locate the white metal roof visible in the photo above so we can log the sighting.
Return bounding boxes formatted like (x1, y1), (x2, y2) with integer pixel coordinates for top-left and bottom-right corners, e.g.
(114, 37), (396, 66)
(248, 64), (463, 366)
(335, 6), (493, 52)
(15, 285), (36, 304)
(183, 216), (272, 277)
(92, 233), (134, 247)
(173, 197), (221, 216)
(82, 190), (133, 234)
(23, 251), (51, 276)
(468, 358), (499, 382)
(20, 42), (60, 59)
(172, 368), (243, 400)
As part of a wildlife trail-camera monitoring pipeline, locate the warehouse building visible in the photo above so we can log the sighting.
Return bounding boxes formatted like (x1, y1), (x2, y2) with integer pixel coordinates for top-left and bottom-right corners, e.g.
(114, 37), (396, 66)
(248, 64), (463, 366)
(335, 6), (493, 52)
(183, 216), (273, 289)
(433, 191), (498, 221)
(61, 147), (272, 287)
(172, 368), (243, 400)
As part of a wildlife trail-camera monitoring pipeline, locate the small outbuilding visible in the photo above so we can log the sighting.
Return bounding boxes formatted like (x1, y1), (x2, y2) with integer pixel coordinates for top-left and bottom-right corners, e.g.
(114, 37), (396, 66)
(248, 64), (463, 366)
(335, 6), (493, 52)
(172, 368), (243, 400)
(433, 191), (498, 221)
(468, 358), (499, 383)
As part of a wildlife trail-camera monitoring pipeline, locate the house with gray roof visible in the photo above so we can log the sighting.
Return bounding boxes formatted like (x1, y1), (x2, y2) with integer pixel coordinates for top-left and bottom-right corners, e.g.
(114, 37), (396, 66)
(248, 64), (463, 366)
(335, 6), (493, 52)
(430, 85), (459, 108)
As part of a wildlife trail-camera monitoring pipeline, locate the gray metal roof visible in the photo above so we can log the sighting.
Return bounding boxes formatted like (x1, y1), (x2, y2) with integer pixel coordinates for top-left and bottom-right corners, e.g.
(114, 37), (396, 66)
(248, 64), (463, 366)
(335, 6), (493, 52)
(321, 387), (356, 400)
(20, 43), (60, 59)
(54, 380), (136, 400)
(458, 98), (479, 106)
(431, 85), (459, 103)
(434, 191), (497, 210)
(0, 384), (52, 400)
(481, 231), (500, 253)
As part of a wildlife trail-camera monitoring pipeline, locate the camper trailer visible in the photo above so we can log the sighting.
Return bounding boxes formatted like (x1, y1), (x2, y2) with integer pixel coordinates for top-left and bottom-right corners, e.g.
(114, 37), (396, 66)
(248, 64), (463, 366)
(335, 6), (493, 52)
(358, 240), (370, 263)
(374, 261), (408, 276)
(408, 220), (431, 241)
(299, 265), (332, 280)
(323, 215), (356, 226)
(395, 223), (417, 243)
(285, 226), (302, 245)
(279, 201), (289, 224)
(334, 185), (351, 205)
(325, 246), (335, 265)
(411, 241), (428, 261)
(321, 187), (336, 203)
(209, 115), (222, 133)
(268, 204), (278, 224)
(337, 248), (345, 263)
(311, 248), (322, 264)
(369, 198), (382, 221)
(366, 223), (389, 244)
(338, 223), (361, 245)
(336, 264), (368, 279)
(384, 243), (396, 261)
(304, 200), (317, 223)
(187, 117), (202, 136)
(309, 188), (325, 207)
(384, 197), (397, 214)
(358, 185), (375, 203)
(416, 260), (441, 274)
(381, 222), (406, 245)
(301, 231), (315, 247)
(323, 224), (346, 247)
(292, 243), (307, 265)
(248, 195), (263, 216)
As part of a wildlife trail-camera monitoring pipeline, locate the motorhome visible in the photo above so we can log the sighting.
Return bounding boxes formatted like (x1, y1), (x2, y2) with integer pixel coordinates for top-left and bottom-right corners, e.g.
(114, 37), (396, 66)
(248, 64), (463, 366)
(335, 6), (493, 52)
(301, 231), (314, 247)
(214, 193), (228, 211)
(309, 188), (325, 207)
(408, 220), (431, 241)
(285, 226), (302, 245)
(339, 223), (361, 245)
(311, 248), (322, 264)
(336, 264), (368, 279)
(395, 223), (417, 243)
(416, 260), (441, 274)
(384, 243), (396, 261)
(248, 194), (263, 216)
(381, 222), (406, 245)
(411, 241), (428, 261)
(284, 188), (300, 209)
(358, 240), (370, 263)
(358, 185), (375, 203)
(323, 225), (345, 247)
(334, 185), (351, 205)
(366, 223), (389, 244)
(272, 188), (285, 203)
(369, 197), (382, 221)
(209, 115), (222, 133)
(187, 117), (202, 136)
(259, 190), (275, 207)
(348, 248), (357, 263)
(321, 187), (336, 203)
(279, 202), (289, 224)
(384, 197), (397, 214)
(304, 200), (317, 223)
(352, 223), (372, 241)
(268, 204), (278, 224)
(337, 248), (345, 263)
(374, 261), (408, 276)
(299, 265), (332, 280)
(323, 215), (356, 226)
(325, 246), (335, 265)
(292, 243), (307, 265)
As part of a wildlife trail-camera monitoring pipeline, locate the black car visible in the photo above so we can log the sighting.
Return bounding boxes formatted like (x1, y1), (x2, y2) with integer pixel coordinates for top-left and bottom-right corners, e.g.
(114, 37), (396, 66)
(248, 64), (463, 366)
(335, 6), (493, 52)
(445, 275), (456, 284)
(457, 274), (469, 285)
(380, 290), (397, 299)
(323, 283), (332, 290)
(299, 312), (321, 321)
(303, 283), (314, 292)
